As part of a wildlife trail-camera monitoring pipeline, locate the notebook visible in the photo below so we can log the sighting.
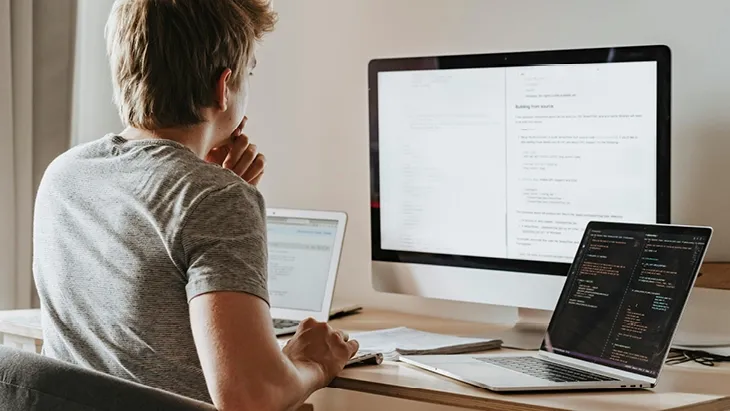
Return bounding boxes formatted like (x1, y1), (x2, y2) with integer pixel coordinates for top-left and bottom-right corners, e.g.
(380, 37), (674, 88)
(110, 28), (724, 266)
(351, 327), (502, 360)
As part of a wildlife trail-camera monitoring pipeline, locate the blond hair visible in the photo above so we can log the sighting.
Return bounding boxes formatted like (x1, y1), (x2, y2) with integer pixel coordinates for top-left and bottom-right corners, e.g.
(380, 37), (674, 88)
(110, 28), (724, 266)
(105, 0), (277, 129)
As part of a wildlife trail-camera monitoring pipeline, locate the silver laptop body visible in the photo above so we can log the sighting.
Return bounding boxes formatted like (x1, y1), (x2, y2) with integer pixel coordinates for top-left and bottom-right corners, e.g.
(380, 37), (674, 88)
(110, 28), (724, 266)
(266, 208), (348, 336)
(402, 222), (713, 392)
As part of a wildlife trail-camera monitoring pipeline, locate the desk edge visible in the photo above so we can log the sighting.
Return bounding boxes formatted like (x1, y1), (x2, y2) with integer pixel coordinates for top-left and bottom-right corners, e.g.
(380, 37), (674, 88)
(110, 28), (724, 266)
(330, 376), (730, 411)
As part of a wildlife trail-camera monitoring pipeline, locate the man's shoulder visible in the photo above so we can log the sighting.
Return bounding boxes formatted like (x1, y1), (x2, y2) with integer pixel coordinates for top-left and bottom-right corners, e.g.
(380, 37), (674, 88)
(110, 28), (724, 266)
(172, 154), (245, 191)
(189, 169), (264, 212)
(42, 134), (261, 211)
(171, 153), (262, 206)
(39, 136), (109, 186)
(145, 144), (265, 216)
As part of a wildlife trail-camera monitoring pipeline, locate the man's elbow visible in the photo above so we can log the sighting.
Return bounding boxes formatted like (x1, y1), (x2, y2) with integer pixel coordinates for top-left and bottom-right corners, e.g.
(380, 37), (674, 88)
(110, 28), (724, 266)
(213, 383), (294, 411)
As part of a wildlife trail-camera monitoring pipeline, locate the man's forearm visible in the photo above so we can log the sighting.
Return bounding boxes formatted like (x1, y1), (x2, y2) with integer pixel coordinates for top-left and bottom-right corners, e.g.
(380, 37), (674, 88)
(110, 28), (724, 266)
(276, 356), (324, 411)
(227, 355), (322, 411)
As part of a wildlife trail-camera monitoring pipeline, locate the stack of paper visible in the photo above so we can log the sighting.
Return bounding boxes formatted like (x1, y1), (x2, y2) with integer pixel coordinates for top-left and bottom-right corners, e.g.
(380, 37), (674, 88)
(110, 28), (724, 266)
(350, 327), (502, 360)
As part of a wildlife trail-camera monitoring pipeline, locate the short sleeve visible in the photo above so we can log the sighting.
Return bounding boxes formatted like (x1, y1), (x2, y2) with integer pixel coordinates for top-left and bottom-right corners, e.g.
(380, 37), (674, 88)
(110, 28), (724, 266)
(181, 183), (268, 304)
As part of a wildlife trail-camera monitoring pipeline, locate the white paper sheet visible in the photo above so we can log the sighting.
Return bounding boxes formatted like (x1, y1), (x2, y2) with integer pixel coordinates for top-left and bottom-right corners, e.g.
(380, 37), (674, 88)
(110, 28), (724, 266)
(350, 327), (500, 360)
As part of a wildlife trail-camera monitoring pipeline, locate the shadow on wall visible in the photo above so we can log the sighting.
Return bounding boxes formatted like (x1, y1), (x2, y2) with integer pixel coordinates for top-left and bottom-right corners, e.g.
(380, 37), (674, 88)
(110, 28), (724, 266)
(33, 0), (78, 193)
(31, 0), (78, 308)
(679, 122), (730, 260)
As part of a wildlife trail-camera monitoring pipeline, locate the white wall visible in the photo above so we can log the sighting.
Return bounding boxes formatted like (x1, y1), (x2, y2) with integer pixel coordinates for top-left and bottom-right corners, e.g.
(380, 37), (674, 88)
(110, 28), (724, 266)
(247, 0), (730, 320)
(71, 0), (121, 145)
(30, 0), (78, 308)
(72, 0), (730, 323)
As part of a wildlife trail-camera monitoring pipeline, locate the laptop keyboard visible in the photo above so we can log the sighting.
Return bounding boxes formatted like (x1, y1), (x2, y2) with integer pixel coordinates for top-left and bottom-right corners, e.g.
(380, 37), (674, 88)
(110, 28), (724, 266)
(477, 357), (618, 383)
(273, 319), (300, 329)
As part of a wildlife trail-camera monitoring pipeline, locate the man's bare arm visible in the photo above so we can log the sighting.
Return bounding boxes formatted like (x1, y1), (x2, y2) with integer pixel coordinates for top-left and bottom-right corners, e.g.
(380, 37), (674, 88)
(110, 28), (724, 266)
(190, 292), (315, 410)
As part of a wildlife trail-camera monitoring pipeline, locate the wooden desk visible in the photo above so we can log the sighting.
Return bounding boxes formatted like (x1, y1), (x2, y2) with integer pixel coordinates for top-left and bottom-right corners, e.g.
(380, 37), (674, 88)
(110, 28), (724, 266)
(696, 262), (730, 290)
(328, 310), (730, 410)
(3, 309), (730, 411)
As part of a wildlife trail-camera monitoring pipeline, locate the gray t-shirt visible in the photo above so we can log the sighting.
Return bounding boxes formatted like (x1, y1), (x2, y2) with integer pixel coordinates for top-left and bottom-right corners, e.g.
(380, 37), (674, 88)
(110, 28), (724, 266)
(33, 134), (268, 403)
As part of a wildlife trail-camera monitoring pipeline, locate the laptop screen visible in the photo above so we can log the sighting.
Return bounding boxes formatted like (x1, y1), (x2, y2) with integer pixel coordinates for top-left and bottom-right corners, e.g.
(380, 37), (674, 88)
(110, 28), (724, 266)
(542, 223), (711, 378)
(267, 215), (339, 312)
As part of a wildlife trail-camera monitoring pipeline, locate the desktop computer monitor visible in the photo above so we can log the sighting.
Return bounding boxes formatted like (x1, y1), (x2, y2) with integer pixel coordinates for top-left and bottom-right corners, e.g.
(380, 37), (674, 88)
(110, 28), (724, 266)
(368, 45), (671, 312)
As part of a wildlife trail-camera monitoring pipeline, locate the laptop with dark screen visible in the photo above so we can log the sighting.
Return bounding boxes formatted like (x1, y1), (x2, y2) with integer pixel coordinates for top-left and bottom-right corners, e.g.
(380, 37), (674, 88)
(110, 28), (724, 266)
(400, 222), (712, 392)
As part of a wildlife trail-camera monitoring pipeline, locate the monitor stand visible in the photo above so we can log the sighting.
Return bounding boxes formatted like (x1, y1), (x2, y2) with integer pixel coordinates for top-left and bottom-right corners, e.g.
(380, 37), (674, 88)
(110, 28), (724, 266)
(498, 308), (552, 350)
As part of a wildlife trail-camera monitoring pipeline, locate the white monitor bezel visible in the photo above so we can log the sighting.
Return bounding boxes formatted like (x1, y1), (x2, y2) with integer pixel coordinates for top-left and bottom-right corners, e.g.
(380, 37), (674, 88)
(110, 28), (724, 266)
(368, 45), (671, 308)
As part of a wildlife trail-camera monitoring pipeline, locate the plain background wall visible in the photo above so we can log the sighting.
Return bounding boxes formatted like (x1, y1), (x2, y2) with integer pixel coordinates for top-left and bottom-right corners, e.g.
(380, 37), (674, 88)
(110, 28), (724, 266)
(71, 0), (122, 145)
(72, 0), (730, 326)
(30, 0), (78, 309)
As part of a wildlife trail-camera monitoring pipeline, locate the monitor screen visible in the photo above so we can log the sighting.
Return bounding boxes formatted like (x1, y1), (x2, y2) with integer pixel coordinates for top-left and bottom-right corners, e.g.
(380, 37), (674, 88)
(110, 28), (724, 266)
(369, 46), (671, 276)
(267, 216), (339, 311)
(542, 223), (711, 377)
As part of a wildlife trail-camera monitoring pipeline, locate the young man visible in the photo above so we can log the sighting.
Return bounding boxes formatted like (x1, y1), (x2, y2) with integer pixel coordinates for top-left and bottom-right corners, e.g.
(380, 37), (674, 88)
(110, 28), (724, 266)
(32, 1), (358, 410)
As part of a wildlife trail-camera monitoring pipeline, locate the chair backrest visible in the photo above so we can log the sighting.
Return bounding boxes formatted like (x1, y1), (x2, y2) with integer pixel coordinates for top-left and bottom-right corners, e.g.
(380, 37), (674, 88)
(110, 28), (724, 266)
(0, 346), (216, 411)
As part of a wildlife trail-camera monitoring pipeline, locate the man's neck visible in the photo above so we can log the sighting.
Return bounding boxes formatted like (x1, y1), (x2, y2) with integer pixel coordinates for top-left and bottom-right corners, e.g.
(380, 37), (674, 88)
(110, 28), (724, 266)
(119, 125), (219, 159)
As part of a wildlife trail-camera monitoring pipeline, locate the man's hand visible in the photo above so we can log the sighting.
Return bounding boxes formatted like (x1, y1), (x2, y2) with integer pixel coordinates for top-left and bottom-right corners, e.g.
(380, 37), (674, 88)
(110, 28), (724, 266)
(283, 318), (360, 387)
(206, 117), (266, 186)
(190, 293), (358, 411)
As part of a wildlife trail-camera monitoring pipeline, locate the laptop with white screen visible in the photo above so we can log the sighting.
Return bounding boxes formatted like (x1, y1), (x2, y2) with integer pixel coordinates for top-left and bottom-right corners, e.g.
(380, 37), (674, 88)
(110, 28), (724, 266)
(401, 222), (712, 392)
(267, 208), (347, 336)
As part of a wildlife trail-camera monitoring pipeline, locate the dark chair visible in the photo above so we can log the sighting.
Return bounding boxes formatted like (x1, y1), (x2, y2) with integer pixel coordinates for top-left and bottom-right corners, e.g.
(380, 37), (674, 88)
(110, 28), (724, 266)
(0, 346), (216, 411)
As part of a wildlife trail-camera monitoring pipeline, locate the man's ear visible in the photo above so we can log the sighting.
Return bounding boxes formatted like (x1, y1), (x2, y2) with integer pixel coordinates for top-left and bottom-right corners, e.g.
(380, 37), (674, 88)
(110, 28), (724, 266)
(215, 68), (233, 111)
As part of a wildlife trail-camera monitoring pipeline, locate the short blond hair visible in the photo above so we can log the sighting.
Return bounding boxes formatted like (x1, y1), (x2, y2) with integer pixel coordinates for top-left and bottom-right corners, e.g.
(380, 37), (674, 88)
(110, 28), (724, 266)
(105, 0), (276, 129)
